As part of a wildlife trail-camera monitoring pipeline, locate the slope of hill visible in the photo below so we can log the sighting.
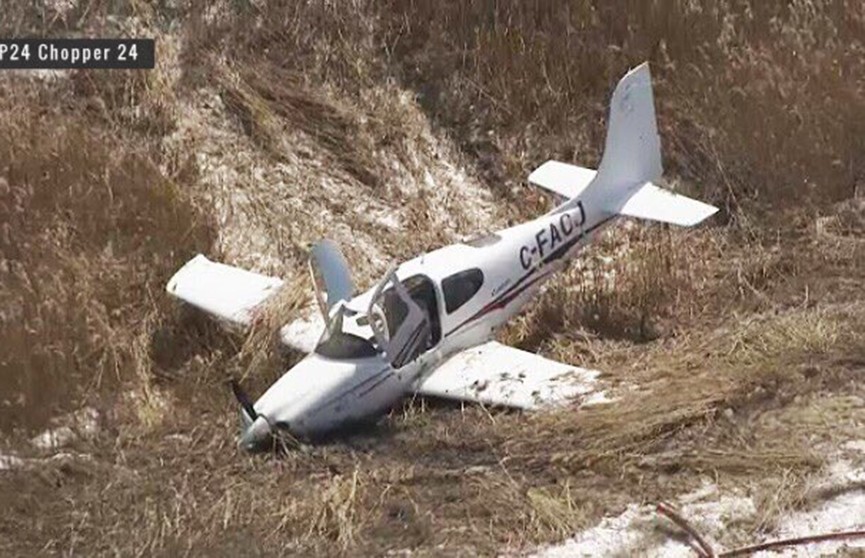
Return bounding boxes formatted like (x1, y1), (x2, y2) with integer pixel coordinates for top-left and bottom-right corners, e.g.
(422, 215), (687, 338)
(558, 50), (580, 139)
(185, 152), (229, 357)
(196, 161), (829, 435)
(1, 1), (865, 556)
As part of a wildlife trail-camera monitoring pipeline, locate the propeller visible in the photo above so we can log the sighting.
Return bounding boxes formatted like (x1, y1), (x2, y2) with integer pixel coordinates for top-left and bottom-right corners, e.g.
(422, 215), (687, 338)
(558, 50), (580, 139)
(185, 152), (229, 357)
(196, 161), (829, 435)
(230, 378), (258, 422)
(230, 379), (277, 452)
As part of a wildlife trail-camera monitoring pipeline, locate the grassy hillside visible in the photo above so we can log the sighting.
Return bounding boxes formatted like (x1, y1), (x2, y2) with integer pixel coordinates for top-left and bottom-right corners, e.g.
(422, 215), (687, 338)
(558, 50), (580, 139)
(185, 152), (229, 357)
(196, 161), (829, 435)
(1, 1), (864, 555)
(378, 0), (865, 216)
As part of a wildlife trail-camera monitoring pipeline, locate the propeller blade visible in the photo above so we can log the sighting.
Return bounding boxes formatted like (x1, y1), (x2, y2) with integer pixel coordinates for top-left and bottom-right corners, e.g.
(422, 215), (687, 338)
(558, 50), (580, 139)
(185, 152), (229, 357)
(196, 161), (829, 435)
(230, 379), (258, 422)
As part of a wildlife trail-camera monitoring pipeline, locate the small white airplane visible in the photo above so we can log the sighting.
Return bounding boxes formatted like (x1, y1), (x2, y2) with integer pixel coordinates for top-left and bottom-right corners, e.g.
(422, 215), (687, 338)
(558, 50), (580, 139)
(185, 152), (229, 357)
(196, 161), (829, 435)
(166, 62), (717, 451)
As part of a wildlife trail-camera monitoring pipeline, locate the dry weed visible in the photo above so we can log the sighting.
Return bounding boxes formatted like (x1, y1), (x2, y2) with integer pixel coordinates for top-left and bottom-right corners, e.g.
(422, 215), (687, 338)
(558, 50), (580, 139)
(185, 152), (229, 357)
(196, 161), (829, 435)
(2, 1), (865, 556)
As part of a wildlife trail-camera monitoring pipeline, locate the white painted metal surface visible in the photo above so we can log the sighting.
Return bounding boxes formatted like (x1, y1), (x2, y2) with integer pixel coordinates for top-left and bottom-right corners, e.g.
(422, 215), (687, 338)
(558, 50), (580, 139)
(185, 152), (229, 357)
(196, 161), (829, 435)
(596, 62), (663, 187)
(618, 182), (719, 226)
(278, 310), (325, 353)
(309, 239), (355, 311)
(528, 161), (597, 201)
(415, 341), (602, 410)
(166, 254), (283, 326)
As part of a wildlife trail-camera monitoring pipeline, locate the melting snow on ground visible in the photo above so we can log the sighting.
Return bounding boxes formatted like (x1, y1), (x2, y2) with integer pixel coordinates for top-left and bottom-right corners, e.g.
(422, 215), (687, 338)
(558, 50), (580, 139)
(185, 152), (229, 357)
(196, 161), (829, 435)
(29, 407), (100, 451)
(533, 460), (865, 558)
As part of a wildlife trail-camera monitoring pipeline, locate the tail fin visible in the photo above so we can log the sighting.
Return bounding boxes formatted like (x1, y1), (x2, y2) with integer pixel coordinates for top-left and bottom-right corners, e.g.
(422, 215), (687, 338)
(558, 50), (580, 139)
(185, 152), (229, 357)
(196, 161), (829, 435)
(544, 62), (717, 226)
(597, 62), (663, 187)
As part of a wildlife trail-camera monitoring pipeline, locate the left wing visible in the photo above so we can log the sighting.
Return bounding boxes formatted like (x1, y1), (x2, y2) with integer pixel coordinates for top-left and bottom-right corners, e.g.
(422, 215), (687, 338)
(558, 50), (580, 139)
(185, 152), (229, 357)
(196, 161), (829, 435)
(413, 341), (605, 410)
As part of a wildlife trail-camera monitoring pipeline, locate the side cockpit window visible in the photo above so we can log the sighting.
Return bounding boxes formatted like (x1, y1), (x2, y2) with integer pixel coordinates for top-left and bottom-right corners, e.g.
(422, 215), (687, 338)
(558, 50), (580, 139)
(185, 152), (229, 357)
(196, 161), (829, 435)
(441, 269), (484, 314)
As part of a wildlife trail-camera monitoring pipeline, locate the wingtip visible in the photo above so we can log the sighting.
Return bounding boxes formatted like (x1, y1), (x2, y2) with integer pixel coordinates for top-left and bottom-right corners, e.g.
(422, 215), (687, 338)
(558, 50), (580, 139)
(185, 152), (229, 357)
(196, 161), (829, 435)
(689, 204), (720, 227)
(165, 253), (209, 294)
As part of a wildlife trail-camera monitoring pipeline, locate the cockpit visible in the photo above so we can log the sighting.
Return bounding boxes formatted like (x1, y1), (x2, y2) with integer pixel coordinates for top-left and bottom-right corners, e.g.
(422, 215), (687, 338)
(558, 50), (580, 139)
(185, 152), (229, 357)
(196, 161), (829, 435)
(312, 271), (443, 369)
(313, 305), (379, 359)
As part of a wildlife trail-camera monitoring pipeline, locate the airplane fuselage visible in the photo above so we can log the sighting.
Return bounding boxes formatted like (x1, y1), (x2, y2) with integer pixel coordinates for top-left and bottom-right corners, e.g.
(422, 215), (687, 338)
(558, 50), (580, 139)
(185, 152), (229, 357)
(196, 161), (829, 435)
(246, 195), (618, 446)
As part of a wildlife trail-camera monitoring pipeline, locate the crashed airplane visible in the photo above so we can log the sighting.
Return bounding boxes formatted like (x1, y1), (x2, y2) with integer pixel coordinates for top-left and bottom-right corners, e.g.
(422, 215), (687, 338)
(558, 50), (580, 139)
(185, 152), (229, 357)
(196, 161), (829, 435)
(166, 62), (718, 451)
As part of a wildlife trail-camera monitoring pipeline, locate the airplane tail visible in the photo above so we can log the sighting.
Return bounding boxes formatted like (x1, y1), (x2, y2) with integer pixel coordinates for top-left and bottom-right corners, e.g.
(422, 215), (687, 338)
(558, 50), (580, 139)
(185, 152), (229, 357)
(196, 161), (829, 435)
(597, 62), (664, 190)
(531, 62), (717, 226)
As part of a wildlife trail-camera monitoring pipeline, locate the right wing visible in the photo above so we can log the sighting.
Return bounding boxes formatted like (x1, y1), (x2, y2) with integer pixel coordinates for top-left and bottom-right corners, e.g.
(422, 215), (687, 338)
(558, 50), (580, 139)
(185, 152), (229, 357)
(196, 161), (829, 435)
(166, 254), (284, 326)
(414, 341), (605, 410)
(166, 254), (321, 353)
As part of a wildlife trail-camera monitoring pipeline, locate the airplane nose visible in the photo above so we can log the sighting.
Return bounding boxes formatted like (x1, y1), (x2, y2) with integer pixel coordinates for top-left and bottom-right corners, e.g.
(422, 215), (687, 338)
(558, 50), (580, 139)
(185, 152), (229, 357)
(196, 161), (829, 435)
(239, 415), (273, 453)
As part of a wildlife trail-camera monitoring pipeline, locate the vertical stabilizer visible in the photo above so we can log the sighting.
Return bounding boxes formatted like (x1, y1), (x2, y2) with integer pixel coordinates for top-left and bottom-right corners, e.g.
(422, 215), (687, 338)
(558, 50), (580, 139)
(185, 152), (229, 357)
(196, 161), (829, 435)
(547, 62), (717, 226)
(597, 62), (663, 187)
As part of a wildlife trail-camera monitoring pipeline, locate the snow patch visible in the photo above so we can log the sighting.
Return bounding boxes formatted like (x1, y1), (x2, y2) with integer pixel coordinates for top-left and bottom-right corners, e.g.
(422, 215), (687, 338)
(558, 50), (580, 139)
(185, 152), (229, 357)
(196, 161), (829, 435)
(757, 492), (865, 557)
(842, 439), (865, 454)
(0, 452), (25, 470)
(0, 450), (93, 471)
(30, 407), (100, 450)
(533, 464), (865, 558)
(532, 503), (650, 557)
(533, 481), (753, 558)
(581, 391), (614, 407)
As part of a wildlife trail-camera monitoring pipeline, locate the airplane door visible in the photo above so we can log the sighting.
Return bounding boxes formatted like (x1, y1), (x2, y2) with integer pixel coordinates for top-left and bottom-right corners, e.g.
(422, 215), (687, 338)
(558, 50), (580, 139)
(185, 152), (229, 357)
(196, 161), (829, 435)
(308, 239), (355, 320)
(368, 269), (432, 370)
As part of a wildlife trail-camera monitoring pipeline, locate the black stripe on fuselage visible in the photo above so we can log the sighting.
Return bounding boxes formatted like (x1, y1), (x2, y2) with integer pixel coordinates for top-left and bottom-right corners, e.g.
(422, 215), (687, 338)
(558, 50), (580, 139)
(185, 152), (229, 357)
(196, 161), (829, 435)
(307, 212), (616, 413)
(356, 371), (394, 397)
(317, 367), (390, 409)
(446, 214), (616, 336)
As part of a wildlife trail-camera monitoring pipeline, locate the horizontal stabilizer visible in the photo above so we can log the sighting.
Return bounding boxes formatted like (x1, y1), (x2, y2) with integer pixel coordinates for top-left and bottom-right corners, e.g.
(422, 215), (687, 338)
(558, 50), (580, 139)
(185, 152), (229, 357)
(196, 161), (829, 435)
(619, 183), (718, 226)
(414, 341), (606, 410)
(528, 160), (597, 200)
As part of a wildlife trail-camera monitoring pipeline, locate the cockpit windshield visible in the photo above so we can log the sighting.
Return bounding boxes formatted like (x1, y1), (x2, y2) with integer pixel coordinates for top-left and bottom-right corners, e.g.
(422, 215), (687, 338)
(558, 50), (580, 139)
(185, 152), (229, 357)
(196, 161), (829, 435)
(314, 305), (380, 359)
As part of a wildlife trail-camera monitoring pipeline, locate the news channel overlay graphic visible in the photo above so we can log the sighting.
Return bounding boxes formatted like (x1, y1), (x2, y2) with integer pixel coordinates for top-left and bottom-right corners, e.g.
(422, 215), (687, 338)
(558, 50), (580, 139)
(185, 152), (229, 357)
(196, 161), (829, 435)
(0, 39), (154, 70)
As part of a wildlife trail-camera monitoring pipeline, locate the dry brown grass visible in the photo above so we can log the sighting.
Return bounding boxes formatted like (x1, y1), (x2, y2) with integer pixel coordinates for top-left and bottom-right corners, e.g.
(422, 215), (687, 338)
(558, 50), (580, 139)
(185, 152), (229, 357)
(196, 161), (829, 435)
(378, 0), (865, 219)
(0, 77), (216, 434)
(216, 62), (385, 189)
(2, 1), (865, 556)
(233, 272), (310, 393)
